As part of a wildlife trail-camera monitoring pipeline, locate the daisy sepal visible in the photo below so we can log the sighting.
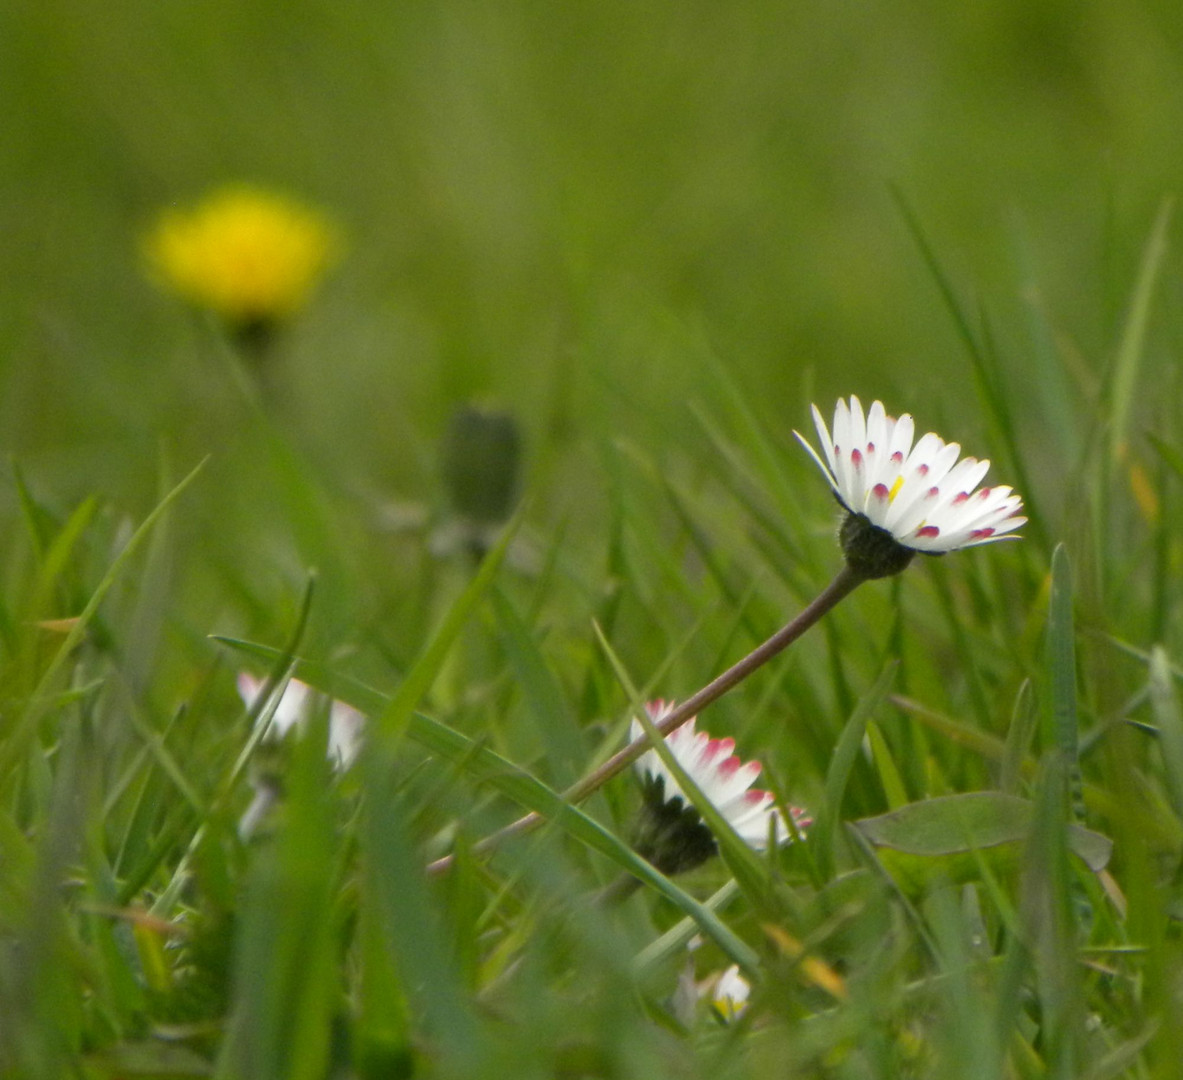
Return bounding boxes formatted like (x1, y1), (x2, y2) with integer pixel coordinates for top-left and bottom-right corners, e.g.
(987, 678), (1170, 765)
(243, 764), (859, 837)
(630, 688), (771, 904)
(216, 637), (761, 973)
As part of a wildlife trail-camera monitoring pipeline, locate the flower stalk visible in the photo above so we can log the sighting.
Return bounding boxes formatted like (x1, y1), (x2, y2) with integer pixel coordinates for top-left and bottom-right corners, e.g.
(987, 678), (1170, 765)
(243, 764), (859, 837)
(426, 563), (863, 875)
(426, 394), (1026, 877)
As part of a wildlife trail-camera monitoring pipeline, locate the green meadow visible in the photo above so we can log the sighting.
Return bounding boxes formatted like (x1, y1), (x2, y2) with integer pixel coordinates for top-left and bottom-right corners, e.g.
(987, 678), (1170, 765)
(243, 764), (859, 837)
(3, 2), (1183, 1076)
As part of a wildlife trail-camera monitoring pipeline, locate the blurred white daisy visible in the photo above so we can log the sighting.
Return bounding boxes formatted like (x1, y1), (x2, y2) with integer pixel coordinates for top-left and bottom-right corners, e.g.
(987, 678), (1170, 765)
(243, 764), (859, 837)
(237, 672), (365, 770)
(631, 701), (810, 875)
(708, 964), (751, 1021)
(795, 396), (1025, 575)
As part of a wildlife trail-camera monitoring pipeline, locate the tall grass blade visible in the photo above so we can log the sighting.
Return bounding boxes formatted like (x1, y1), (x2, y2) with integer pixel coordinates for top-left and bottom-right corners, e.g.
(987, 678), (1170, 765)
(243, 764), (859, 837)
(1105, 199), (1172, 477)
(215, 719), (339, 1080)
(1045, 544), (1083, 824)
(814, 662), (897, 878)
(0, 457), (208, 782)
(1148, 646), (1183, 822)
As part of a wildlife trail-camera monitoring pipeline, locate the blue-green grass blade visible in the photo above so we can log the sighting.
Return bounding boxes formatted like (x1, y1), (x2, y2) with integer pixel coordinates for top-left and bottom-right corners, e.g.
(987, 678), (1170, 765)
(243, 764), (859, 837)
(1023, 751), (1085, 1079)
(353, 883), (415, 1079)
(928, 883), (1000, 1080)
(361, 764), (485, 1072)
(631, 879), (740, 981)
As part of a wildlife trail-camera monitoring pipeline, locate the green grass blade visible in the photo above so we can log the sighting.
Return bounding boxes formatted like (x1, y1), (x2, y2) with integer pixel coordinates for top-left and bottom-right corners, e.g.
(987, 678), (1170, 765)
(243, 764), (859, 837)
(214, 638), (760, 971)
(866, 720), (908, 810)
(1106, 198), (1172, 476)
(1147, 432), (1183, 481)
(0, 457), (208, 783)
(814, 662), (897, 878)
(1045, 544), (1082, 823)
(490, 586), (583, 786)
(371, 507), (524, 751)
(1148, 646), (1183, 822)
(1000, 679), (1037, 795)
(631, 879), (740, 980)
(216, 714), (340, 1080)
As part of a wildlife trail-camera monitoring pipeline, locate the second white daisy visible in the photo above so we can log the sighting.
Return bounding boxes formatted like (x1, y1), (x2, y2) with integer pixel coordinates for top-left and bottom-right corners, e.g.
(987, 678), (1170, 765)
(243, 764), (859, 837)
(631, 701), (809, 875)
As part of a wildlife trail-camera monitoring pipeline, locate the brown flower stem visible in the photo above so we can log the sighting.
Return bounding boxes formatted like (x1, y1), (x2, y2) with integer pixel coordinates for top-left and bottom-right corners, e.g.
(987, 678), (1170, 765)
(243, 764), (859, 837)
(426, 563), (864, 875)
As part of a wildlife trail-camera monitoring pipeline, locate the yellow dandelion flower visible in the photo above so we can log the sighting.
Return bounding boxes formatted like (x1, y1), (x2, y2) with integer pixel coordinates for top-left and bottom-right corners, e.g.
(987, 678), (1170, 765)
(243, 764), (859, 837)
(144, 185), (340, 332)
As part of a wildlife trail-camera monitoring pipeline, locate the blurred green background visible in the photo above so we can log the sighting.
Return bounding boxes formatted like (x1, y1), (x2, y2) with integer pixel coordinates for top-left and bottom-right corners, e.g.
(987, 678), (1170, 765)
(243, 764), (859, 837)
(5, 6), (1183, 1074)
(1, 0), (1180, 622)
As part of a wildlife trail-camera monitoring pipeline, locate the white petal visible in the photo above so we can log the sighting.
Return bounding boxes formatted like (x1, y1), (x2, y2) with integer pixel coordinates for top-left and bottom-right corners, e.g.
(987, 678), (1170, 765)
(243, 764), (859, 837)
(328, 700), (366, 768)
(712, 965), (751, 1020)
(831, 398), (855, 501)
(887, 412), (915, 463)
(631, 704), (802, 854)
(794, 429), (840, 496)
(811, 403), (837, 478)
(239, 673), (365, 769)
(848, 396), (867, 455)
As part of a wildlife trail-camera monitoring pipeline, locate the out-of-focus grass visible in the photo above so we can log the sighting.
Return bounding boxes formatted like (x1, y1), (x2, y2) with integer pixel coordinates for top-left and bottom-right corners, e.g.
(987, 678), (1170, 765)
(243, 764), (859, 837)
(3, 2), (1183, 1077)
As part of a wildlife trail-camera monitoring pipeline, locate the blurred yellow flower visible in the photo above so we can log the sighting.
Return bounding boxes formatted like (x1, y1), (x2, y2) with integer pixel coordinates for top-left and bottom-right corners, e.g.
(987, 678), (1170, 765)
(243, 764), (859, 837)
(144, 185), (339, 331)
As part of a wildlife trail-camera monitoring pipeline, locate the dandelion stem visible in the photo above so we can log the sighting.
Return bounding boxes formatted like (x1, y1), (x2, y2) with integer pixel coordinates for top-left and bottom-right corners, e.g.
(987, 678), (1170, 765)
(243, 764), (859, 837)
(427, 563), (864, 875)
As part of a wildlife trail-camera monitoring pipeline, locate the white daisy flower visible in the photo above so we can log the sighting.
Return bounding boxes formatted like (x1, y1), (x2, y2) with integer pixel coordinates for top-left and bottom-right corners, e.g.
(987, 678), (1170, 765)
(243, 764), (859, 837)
(237, 672), (365, 770)
(708, 964), (752, 1021)
(794, 396), (1025, 572)
(631, 701), (810, 875)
